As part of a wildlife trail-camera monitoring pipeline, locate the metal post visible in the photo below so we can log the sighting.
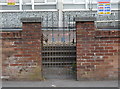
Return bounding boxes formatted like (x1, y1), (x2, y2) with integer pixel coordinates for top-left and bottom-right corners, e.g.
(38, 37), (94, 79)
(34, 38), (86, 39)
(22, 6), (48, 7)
(68, 14), (71, 45)
(52, 12), (54, 45)
(46, 12), (49, 45)
(72, 16), (75, 45)
(63, 12), (65, 45)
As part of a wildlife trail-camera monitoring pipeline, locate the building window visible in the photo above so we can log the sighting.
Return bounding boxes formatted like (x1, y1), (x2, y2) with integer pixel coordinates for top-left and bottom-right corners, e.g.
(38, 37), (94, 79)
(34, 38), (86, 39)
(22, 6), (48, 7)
(111, 4), (118, 9)
(47, 0), (56, 3)
(91, 0), (97, 3)
(63, 4), (86, 9)
(63, 0), (73, 3)
(34, 0), (56, 3)
(2, 5), (19, 10)
(34, 0), (45, 3)
(63, 0), (86, 3)
(0, 0), (6, 3)
(88, 4), (97, 9)
(74, 0), (85, 3)
(22, 0), (31, 3)
(34, 5), (56, 9)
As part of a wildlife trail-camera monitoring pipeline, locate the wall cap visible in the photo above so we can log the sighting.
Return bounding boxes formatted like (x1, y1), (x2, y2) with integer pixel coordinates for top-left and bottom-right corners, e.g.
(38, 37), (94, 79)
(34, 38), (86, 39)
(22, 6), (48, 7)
(21, 17), (42, 23)
(75, 17), (96, 22)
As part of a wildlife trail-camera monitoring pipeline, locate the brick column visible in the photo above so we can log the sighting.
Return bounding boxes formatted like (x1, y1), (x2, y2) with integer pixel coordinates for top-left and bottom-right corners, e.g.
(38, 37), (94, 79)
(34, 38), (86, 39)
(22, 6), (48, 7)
(76, 17), (119, 80)
(19, 17), (43, 80)
(2, 18), (43, 81)
(75, 17), (96, 80)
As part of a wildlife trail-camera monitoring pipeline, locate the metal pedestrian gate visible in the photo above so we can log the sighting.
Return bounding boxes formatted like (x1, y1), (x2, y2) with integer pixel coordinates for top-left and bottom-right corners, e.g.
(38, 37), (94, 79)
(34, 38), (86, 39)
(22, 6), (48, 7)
(42, 13), (76, 79)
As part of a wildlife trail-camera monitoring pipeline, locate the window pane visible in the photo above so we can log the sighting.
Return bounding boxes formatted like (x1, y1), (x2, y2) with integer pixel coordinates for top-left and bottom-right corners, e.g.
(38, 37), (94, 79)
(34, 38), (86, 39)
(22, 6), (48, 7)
(34, 0), (45, 3)
(111, 4), (118, 9)
(34, 5), (56, 9)
(88, 4), (97, 9)
(0, 0), (19, 3)
(22, 0), (31, 3)
(16, 0), (19, 3)
(2, 5), (19, 10)
(63, 0), (73, 3)
(111, 0), (119, 2)
(63, 4), (85, 9)
(75, 0), (85, 2)
(0, 0), (6, 3)
(47, 0), (56, 2)
(22, 5), (32, 10)
(92, 0), (97, 2)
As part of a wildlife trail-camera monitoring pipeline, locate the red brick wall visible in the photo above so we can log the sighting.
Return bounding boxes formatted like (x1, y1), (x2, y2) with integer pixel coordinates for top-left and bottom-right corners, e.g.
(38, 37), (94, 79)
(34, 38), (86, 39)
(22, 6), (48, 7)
(76, 21), (119, 80)
(2, 19), (119, 81)
(2, 31), (22, 80)
(2, 22), (43, 80)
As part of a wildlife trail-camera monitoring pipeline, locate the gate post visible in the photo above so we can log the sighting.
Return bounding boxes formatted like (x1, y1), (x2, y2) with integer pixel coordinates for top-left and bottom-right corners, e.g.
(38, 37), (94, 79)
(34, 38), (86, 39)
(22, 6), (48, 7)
(75, 17), (96, 80)
(20, 17), (43, 80)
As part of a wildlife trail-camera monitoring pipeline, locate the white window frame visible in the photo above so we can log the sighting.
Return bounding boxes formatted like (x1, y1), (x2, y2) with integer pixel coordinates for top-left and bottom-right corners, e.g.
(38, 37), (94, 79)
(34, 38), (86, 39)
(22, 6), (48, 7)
(31, 0), (34, 10)
(19, 0), (22, 10)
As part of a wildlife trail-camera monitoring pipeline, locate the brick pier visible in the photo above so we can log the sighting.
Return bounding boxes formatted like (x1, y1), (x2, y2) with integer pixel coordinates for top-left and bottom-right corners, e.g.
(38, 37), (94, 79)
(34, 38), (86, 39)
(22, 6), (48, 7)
(2, 17), (43, 80)
(76, 17), (119, 80)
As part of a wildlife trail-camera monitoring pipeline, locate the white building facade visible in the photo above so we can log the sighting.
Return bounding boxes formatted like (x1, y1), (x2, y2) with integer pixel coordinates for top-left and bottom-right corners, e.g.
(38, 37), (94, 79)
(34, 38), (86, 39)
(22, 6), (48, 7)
(0, 0), (119, 29)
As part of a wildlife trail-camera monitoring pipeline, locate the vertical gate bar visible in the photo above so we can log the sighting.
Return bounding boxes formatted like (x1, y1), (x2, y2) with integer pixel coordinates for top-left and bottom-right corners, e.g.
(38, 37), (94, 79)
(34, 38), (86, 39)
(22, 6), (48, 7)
(57, 11), (59, 45)
(52, 12), (54, 45)
(62, 12), (65, 79)
(68, 14), (70, 49)
(69, 13), (71, 77)
(63, 12), (65, 46)
(57, 11), (60, 78)
(71, 15), (74, 78)
(72, 16), (75, 45)
(46, 12), (49, 45)
(65, 12), (67, 78)
(58, 24), (60, 45)
(46, 13), (49, 75)
(73, 15), (76, 78)
(51, 12), (53, 78)
(41, 15), (44, 76)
